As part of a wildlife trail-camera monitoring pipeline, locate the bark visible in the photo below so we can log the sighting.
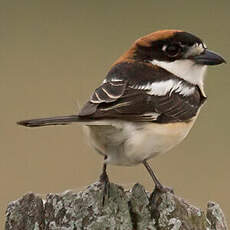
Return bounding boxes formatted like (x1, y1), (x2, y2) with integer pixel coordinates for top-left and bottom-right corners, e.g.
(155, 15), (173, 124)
(5, 182), (228, 230)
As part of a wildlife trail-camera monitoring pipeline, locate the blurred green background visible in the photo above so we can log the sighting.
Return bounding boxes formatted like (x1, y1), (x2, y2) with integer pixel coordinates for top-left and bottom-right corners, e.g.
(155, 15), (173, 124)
(1, 0), (229, 227)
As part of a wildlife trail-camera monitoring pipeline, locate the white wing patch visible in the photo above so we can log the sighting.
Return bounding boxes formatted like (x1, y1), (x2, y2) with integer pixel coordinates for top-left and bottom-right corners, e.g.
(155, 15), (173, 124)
(130, 79), (195, 97)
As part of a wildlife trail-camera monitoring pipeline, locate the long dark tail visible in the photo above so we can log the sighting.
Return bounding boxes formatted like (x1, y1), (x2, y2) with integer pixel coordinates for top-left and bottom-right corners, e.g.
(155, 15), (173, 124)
(17, 115), (84, 127)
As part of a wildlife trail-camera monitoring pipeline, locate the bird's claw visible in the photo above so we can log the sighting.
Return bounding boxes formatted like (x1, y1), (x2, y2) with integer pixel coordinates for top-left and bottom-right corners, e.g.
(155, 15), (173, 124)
(155, 184), (174, 194)
(99, 170), (110, 206)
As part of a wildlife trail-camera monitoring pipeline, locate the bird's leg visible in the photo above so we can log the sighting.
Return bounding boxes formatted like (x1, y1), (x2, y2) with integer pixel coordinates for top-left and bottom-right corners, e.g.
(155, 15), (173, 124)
(143, 160), (173, 193)
(99, 157), (109, 183)
(143, 160), (163, 190)
(99, 156), (110, 205)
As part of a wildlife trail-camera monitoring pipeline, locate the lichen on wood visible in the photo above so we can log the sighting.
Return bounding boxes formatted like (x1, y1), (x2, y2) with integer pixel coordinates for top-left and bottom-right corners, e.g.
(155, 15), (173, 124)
(5, 182), (228, 230)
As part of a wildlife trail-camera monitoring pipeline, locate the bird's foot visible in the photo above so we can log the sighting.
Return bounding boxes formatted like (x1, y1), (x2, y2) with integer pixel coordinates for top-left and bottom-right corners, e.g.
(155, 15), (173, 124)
(99, 170), (110, 206)
(154, 184), (174, 194)
(149, 184), (174, 211)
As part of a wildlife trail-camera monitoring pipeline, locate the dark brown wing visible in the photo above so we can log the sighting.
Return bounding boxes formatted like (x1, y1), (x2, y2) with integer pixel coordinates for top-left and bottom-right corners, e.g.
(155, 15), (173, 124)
(78, 79), (204, 123)
(152, 88), (204, 123)
(78, 80), (128, 116)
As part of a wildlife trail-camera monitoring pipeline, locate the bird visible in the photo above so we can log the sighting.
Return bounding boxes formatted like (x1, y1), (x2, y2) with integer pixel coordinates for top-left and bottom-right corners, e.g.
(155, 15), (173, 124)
(17, 29), (225, 194)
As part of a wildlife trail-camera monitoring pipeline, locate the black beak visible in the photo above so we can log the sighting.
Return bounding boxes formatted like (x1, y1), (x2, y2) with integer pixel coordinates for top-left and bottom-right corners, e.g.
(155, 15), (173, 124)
(193, 49), (226, 66)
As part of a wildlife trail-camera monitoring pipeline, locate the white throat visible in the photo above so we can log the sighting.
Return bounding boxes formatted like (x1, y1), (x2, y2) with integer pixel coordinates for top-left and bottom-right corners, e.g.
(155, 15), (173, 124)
(151, 59), (207, 96)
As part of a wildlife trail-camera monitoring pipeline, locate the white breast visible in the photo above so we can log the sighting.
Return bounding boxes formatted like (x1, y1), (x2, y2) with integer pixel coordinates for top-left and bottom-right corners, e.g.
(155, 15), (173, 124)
(84, 117), (197, 166)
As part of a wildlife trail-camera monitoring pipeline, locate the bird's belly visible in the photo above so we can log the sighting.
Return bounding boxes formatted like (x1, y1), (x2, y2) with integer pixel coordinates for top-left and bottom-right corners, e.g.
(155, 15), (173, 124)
(85, 118), (196, 166)
(123, 120), (196, 165)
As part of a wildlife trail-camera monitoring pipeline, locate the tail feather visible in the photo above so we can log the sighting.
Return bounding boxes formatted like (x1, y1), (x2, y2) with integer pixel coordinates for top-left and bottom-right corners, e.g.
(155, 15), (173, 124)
(17, 115), (83, 127)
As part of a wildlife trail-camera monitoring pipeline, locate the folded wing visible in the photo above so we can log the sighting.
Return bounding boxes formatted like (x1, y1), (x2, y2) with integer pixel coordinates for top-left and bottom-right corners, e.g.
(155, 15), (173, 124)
(79, 78), (204, 123)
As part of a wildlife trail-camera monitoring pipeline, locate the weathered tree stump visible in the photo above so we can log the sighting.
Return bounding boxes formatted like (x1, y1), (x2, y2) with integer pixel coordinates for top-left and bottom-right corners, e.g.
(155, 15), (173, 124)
(5, 182), (228, 230)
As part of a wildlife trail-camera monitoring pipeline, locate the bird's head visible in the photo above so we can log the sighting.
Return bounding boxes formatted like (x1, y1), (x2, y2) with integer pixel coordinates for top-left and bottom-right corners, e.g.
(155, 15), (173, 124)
(115, 30), (225, 90)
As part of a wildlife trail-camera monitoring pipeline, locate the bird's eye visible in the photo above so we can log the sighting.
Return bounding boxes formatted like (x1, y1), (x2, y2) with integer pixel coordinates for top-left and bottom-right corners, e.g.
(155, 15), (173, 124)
(163, 44), (181, 57)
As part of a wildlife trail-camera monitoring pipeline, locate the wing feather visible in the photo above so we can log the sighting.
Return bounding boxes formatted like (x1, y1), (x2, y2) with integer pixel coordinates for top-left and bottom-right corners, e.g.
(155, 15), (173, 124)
(79, 79), (203, 123)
